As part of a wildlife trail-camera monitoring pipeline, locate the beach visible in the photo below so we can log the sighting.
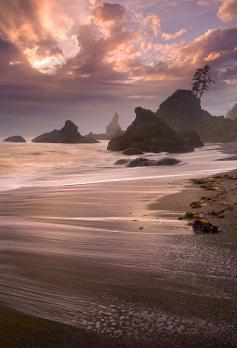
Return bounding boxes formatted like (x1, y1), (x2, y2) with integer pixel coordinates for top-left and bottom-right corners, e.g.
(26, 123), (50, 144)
(0, 142), (237, 347)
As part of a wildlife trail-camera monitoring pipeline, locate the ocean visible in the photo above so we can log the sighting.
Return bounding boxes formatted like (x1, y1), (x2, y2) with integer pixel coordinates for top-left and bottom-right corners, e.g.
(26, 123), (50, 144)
(0, 141), (236, 192)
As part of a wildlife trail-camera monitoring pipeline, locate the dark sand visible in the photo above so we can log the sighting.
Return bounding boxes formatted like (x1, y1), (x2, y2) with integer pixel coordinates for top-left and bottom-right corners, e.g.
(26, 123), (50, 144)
(0, 305), (126, 348)
(1, 304), (236, 348)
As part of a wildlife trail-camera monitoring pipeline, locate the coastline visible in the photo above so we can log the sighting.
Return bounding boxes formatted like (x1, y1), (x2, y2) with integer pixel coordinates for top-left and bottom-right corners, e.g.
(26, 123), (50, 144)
(0, 145), (237, 347)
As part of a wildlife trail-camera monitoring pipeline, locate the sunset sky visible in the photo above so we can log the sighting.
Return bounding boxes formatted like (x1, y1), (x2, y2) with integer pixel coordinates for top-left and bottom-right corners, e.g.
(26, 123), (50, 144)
(0, 0), (237, 136)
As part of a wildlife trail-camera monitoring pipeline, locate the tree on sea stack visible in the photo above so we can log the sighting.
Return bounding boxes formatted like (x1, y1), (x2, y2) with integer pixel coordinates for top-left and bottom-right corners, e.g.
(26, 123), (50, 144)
(192, 65), (215, 99)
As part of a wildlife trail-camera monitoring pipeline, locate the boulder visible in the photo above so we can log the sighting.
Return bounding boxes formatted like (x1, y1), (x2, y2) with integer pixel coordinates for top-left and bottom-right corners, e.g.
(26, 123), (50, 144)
(3, 135), (26, 143)
(157, 89), (237, 143)
(108, 107), (194, 154)
(127, 157), (181, 167)
(32, 120), (98, 144)
(122, 148), (144, 156)
(114, 159), (130, 165)
(192, 220), (220, 234)
(127, 158), (157, 167)
(106, 113), (123, 139)
(156, 157), (181, 165)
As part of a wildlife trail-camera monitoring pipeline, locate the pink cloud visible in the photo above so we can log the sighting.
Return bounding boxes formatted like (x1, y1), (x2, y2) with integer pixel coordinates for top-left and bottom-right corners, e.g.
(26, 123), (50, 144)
(162, 28), (187, 41)
(218, 0), (237, 21)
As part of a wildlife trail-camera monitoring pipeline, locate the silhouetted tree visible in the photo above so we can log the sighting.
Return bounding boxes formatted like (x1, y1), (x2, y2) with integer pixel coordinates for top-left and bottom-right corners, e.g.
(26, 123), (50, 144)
(192, 65), (215, 99)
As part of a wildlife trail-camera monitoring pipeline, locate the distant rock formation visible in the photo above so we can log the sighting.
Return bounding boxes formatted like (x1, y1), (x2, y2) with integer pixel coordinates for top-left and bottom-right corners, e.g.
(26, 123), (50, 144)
(108, 107), (194, 153)
(226, 103), (237, 120)
(3, 135), (26, 143)
(87, 132), (109, 141)
(157, 90), (237, 143)
(106, 113), (123, 139)
(32, 120), (98, 144)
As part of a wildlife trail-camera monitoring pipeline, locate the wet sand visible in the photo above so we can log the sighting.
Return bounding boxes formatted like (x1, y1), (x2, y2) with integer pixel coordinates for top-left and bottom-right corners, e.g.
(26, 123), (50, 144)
(0, 305), (126, 348)
(1, 173), (237, 347)
(1, 305), (235, 348)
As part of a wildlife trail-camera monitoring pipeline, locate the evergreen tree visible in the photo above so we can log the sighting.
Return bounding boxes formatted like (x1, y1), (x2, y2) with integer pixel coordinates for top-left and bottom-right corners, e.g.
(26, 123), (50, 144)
(192, 65), (215, 99)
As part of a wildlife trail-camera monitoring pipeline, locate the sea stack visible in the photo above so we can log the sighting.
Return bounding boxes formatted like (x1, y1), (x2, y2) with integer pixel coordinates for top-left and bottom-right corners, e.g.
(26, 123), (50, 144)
(32, 120), (98, 144)
(106, 113), (123, 139)
(108, 107), (194, 153)
(157, 89), (237, 143)
(3, 135), (26, 143)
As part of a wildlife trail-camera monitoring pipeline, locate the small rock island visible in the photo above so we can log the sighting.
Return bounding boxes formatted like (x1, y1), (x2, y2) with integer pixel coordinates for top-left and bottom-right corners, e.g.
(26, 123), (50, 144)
(3, 136), (26, 143)
(32, 120), (98, 144)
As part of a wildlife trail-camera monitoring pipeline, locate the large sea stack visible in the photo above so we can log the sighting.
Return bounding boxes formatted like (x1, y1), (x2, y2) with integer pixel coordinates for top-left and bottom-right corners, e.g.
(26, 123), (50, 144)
(178, 131), (203, 148)
(106, 113), (123, 139)
(32, 120), (98, 144)
(108, 107), (194, 153)
(3, 135), (26, 143)
(157, 90), (237, 143)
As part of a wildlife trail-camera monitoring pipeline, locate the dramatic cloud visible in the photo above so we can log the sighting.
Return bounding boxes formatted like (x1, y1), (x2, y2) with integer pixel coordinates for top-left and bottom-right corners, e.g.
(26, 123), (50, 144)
(93, 2), (126, 23)
(0, 1), (67, 73)
(133, 12), (161, 36)
(0, 0), (237, 135)
(218, 0), (237, 21)
(162, 29), (187, 41)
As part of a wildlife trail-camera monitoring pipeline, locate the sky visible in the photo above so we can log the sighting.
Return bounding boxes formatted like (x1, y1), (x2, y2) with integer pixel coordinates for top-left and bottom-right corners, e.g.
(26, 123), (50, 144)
(0, 0), (237, 136)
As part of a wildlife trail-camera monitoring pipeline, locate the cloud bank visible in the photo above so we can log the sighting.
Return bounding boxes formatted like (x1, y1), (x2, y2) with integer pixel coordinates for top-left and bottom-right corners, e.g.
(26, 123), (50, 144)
(0, 0), (236, 135)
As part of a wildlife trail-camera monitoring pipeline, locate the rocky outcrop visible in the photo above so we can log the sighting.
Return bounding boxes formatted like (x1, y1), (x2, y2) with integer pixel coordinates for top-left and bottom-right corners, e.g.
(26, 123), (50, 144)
(157, 89), (237, 143)
(127, 157), (181, 167)
(4, 135), (26, 143)
(192, 220), (220, 234)
(32, 120), (98, 144)
(108, 107), (194, 153)
(106, 113), (123, 139)
(226, 103), (237, 120)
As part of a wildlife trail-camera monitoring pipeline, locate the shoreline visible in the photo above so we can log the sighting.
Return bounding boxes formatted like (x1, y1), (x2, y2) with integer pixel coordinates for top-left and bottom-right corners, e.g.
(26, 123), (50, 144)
(1, 172), (237, 347)
(0, 145), (237, 347)
(149, 169), (237, 239)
